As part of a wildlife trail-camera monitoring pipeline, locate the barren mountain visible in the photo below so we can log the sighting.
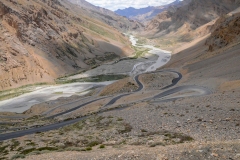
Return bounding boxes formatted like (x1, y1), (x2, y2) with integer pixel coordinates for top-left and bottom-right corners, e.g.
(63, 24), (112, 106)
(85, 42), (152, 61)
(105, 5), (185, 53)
(115, 0), (189, 23)
(164, 7), (240, 90)
(143, 0), (240, 49)
(68, 0), (144, 32)
(0, 1), (240, 160)
(0, 0), (134, 90)
(115, 6), (159, 19)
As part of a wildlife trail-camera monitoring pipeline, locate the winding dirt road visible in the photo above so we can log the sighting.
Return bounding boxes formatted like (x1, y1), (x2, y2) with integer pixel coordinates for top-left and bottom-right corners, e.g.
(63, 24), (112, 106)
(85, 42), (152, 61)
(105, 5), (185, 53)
(0, 69), (211, 141)
(0, 36), (211, 141)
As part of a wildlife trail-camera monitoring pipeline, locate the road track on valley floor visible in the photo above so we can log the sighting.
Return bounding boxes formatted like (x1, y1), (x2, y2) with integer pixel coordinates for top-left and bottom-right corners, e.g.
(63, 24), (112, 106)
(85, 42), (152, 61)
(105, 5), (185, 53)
(0, 70), (211, 141)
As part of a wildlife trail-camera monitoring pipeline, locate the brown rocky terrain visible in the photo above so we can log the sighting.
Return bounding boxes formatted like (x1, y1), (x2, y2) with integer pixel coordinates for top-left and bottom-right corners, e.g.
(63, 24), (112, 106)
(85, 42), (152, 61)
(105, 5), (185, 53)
(164, 7), (240, 89)
(206, 11), (240, 52)
(0, 0), (134, 90)
(0, 1), (240, 160)
(142, 0), (240, 50)
(44, 6), (240, 159)
(99, 77), (138, 96)
(139, 72), (176, 91)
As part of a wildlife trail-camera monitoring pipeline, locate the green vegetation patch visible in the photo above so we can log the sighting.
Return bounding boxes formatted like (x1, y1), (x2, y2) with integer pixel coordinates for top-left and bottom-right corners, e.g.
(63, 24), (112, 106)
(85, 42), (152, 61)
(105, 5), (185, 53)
(85, 147), (92, 151)
(0, 83), (48, 101)
(137, 130), (194, 147)
(20, 148), (36, 155)
(87, 141), (100, 147)
(78, 19), (118, 41)
(19, 147), (58, 155)
(53, 92), (63, 95)
(132, 47), (150, 58)
(0, 145), (9, 156)
(95, 52), (120, 62)
(10, 140), (20, 151)
(37, 147), (58, 152)
(56, 74), (128, 84)
(99, 144), (105, 149)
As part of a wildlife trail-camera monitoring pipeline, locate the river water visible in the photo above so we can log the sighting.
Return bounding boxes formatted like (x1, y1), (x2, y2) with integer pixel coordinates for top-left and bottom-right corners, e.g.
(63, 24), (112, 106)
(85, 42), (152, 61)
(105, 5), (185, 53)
(0, 36), (171, 113)
(129, 35), (171, 75)
(0, 81), (113, 113)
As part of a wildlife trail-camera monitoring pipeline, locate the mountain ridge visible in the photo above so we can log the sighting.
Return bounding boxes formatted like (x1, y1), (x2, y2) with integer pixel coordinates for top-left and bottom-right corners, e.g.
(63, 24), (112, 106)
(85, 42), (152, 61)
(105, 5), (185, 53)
(67, 0), (144, 32)
(142, 0), (240, 50)
(0, 0), (134, 90)
(114, 0), (185, 23)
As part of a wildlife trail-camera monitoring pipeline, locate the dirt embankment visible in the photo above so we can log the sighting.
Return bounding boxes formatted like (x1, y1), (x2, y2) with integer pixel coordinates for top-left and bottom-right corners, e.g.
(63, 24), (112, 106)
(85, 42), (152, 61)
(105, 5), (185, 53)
(139, 72), (176, 91)
(99, 77), (138, 96)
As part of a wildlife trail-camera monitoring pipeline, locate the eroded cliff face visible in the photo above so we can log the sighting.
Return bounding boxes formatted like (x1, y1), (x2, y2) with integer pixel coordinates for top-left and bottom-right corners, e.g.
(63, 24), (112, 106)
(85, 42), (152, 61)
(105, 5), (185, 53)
(206, 11), (240, 51)
(0, 0), (134, 90)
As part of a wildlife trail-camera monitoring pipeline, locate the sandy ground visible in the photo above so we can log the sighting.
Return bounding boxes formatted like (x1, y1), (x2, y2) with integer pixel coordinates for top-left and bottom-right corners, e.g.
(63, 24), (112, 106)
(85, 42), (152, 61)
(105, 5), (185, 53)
(0, 81), (113, 113)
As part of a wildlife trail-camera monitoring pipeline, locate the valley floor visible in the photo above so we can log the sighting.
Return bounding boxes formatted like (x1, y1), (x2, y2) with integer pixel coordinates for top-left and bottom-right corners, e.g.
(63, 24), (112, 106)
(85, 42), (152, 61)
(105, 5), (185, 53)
(0, 35), (239, 160)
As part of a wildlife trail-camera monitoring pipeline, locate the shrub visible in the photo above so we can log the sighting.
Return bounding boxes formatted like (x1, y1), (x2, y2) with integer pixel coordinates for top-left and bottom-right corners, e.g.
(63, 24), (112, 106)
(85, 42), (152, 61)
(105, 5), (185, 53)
(20, 148), (36, 155)
(99, 145), (105, 149)
(149, 142), (165, 147)
(87, 141), (100, 147)
(37, 147), (58, 151)
(30, 151), (41, 155)
(118, 123), (132, 134)
(10, 140), (20, 151)
(65, 147), (81, 151)
(11, 154), (25, 160)
(141, 129), (148, 132)
(117, 118), (123, 121)
(85, 147), (92, 151)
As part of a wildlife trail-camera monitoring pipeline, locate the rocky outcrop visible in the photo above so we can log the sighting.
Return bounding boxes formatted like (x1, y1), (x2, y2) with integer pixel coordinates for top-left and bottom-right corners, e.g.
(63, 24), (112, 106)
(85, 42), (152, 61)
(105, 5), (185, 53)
(206, 11), (240, 51)
(0, 0), (134, 90)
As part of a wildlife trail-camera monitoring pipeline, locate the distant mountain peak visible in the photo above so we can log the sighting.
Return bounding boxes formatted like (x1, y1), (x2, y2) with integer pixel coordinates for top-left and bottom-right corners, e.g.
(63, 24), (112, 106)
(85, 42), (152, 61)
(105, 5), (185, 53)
(114, 0), (182, 22)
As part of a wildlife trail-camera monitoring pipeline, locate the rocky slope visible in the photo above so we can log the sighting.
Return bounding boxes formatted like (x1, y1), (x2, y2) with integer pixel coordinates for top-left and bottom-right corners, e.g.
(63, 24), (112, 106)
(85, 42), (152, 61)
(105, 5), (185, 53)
(68, 0), (144, 32)
(206, 9), (240, 51)
(143, 0), (240, 49)
(0, 0), (134, 90)
(164, 7), (240, 92)
(115, 0), (188, 24)
(0, 2), (239, 160)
